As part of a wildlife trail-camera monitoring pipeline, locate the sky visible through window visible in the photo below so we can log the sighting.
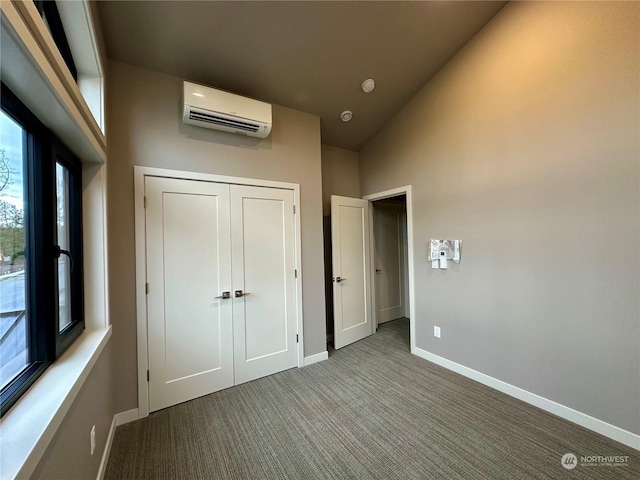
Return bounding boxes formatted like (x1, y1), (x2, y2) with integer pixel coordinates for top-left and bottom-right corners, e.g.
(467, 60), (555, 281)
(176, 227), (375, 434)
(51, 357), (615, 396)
(0, 108), (28, 390)
(0, 111), (24, 208)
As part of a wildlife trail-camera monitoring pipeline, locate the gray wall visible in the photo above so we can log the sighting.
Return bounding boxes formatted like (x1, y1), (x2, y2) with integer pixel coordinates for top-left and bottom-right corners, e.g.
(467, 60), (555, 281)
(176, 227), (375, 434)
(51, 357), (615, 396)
(321, 144), (360, 338)
(359, 1), (639, 434)
(107, 60), (326, 412)
(321, 144), (360, 215)
(32, 341), (114, 479)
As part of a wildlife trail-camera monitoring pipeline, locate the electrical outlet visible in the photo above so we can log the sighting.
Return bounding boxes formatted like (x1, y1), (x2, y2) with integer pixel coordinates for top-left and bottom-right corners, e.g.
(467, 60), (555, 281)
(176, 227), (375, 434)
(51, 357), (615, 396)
(90, 425), (96, 455)
(434, 326), (441, 338)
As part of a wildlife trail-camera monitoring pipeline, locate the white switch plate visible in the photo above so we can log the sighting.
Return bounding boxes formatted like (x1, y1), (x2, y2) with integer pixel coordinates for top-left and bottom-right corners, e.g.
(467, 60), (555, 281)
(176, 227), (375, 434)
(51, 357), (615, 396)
(434, 326), (441, 338)
(90, 425), (96, 455)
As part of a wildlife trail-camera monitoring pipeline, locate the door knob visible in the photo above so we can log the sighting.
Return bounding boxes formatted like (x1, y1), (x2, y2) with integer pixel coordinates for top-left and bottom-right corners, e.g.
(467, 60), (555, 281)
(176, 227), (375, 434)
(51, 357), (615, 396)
(335, 277), (346, 283)
(235, 290), (251, 297)
(375, 268), (382, 273)
(215, 291), (231, 299)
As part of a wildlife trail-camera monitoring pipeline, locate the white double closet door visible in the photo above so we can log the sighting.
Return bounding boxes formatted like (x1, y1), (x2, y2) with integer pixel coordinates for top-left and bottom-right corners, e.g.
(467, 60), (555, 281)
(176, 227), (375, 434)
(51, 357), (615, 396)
(145, 177), (297, 412)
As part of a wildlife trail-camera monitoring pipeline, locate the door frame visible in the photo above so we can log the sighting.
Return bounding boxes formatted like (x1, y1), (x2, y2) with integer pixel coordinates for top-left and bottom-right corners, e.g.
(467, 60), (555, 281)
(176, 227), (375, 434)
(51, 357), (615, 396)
(134, 166), (305, 418)
(363, 186), (415, 354)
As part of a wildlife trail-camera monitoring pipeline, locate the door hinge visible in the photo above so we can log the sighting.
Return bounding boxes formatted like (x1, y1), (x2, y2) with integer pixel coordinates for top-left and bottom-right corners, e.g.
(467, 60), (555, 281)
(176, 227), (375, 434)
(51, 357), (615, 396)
(147, 370), (150, 382)
(293, 205), (296, 214)
(296, 334), (299, 343)
(294, 269), (297, 278)
(144, 196), (147, 208)
(145, 283), (149, 294)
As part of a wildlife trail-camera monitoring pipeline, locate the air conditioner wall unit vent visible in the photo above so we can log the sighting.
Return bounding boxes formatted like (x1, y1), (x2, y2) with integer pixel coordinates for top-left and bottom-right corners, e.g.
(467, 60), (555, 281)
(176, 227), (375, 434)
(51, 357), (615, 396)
(182, 81), (272, 138)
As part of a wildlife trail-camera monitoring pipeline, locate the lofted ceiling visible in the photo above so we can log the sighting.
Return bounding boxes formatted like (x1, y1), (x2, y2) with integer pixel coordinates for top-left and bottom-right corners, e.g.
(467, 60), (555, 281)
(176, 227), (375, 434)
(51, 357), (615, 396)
(97, 1), (506, 151)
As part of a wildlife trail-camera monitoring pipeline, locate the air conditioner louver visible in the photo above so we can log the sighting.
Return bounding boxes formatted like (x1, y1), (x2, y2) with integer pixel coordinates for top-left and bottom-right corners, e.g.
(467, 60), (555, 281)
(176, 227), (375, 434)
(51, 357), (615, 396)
(182, 81), (272, 138)
(188, 111), (259, 133)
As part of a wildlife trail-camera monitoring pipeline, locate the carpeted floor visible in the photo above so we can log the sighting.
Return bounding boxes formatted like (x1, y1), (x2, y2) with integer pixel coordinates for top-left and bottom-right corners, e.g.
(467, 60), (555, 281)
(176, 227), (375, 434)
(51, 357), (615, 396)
(105, 319), (639, 479)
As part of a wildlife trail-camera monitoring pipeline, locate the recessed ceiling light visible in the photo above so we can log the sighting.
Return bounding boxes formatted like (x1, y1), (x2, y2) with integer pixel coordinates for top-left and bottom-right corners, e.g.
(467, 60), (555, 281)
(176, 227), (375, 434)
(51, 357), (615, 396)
(340, 110), (353, 122)
(361, 79), (375, 93)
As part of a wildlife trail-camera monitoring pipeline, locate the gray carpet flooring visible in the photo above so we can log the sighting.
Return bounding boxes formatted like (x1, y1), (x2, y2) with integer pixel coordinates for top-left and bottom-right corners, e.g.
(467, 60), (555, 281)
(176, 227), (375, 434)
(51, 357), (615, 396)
(105, 319), (639, 479)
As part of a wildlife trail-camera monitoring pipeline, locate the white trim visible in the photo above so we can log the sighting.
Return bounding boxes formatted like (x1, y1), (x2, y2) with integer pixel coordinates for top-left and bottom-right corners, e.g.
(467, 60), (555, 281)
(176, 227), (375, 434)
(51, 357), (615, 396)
(366, 200), (378, 332)
(363, 186), (416, 354)
(134, 169), (150, 418)
(303, 351), (329, 366)
(114, 409), (140, 427)
(96, 409), (139, 480)
(82, 164), (110, 331)
(56, 0), (105, 132)
(0, 328), (112, 479)
(134, 166), (305, 419)
(134, 166), (302, 191)
(414, 347), (640, 451)
(96, 415), (116, 480)
(294, 187), (305, 369)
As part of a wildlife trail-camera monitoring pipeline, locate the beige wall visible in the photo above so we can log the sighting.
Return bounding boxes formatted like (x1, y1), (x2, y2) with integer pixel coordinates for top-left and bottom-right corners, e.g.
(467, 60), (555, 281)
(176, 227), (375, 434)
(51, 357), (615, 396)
(107, 60), (326, 412)
(321, 144), (360, 215)
(359, 2), (639, 433)
(32, 342), (114, 479)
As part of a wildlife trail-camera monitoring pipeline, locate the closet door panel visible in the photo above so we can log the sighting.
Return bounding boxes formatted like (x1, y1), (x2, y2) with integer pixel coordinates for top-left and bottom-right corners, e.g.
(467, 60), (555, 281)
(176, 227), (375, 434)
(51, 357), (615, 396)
(231, 185), (297, 384)
(146, 177), (233, 412)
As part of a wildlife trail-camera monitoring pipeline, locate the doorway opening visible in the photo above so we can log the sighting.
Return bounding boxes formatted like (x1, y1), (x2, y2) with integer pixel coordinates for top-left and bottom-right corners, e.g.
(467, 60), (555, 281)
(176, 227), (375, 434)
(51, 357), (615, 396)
(327, 186), (415, 354)
(364, 186), (415, 353)
(371, 194), (410, 349)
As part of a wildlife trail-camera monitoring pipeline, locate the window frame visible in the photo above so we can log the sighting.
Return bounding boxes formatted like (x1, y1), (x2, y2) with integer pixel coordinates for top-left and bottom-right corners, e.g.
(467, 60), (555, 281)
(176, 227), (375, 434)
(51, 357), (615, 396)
(0, 83), (84, 417)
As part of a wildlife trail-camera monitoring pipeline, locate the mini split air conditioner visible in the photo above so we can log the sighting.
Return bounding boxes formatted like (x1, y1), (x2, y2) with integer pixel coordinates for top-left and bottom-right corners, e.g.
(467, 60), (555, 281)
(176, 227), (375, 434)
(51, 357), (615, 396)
(183, 81), (272, 138)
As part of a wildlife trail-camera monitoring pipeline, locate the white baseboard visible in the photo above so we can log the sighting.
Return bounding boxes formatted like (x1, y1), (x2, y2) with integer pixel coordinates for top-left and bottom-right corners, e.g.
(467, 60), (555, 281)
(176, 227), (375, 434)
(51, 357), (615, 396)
(114, 408), (139, 427)
(304, 351), (328, 366)
(96, 415), (116, 480)
(96, 409), (140, 480)
(414, 347), (640, 451)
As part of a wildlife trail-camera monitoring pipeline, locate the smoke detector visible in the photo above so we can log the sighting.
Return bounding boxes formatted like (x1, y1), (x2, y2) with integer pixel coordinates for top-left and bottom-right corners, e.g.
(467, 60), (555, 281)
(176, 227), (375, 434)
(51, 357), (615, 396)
(340, 110), (353, 122)
(361, 78), (375, 93)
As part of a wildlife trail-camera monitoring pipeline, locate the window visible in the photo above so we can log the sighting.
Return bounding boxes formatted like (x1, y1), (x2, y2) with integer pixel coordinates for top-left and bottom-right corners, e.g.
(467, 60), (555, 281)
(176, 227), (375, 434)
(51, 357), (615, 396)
(33, 0), (78, 82)
(0, 107), (28, 393)
(0, 84), (84, 416)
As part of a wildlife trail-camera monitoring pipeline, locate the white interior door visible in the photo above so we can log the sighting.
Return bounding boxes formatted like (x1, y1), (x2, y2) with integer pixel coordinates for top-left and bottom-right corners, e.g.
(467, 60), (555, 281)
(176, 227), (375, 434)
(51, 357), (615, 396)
(331, 195), (373, 349)
(231, 185), (298, 384)
(146, 177), (233, 412)
(374, 203), (406, 323)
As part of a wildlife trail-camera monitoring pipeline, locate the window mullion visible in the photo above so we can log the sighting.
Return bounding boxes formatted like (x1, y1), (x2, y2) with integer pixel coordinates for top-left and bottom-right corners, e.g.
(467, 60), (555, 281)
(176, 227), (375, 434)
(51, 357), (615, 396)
(30, 131), (57, 363)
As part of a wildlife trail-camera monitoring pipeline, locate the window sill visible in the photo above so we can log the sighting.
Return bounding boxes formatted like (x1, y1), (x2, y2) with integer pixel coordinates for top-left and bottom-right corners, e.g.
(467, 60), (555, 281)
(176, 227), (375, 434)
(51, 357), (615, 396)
(0, 326), (112, 479)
